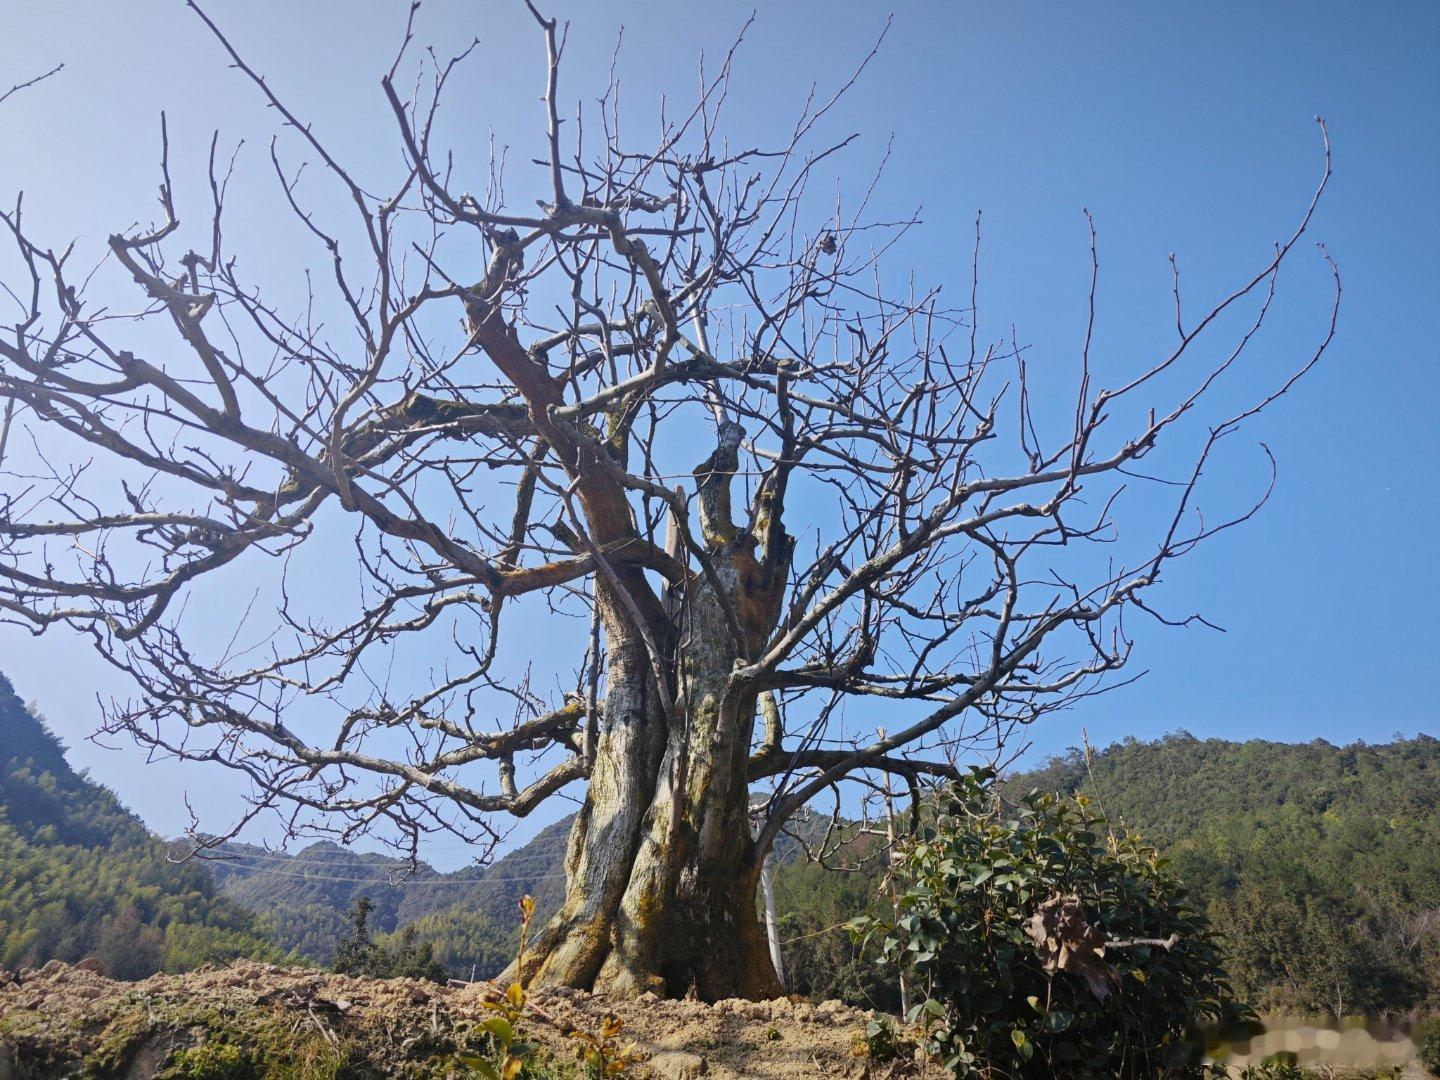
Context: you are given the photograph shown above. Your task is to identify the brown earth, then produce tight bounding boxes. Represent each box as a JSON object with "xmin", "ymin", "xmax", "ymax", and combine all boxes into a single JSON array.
[{"xmin": 0, "ymin": 960, "xmax": 922, "ymax": 1079}]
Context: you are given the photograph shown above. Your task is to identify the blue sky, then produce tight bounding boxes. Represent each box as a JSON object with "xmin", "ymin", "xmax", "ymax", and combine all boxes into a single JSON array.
[{"xmin": 1, "ymin": 1, "xmax": 1436, "ymax": 866}]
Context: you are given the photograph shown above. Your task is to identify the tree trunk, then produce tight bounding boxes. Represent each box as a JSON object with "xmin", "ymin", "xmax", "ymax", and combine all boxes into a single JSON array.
[
  {"xmin": 513, "ymin": 423, "xmax": 789, "ymax": 1001},
  {"xmin": 515, "ymin": 620, "xmax": 667, "ymax": 991},
  {"xmin": 517, "ymin": 564, "xmax": 784, "ymax": 1000}
]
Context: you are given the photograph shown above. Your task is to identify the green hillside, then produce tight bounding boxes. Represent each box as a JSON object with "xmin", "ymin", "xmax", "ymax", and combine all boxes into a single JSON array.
[
  {"xmin": 768, "ymin": 733, "xmax": 1440, "ymax": 1016},
  {"xmin": 0, "ymin": 674, "xmax": 280, "ymax": 977},
  {"xmin": 1018, "ymin": 731, "xmax": 1440, "ymax": 1016}
]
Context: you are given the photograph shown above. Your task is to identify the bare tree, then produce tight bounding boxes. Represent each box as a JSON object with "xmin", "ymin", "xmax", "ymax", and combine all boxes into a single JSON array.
[{"xmin": 0, "ymin": 4, "xmax": 1337, "ymax": 999}]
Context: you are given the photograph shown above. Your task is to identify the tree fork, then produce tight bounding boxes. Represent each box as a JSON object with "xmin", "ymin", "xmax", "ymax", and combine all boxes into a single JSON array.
[{"xmin": 519, "ymin": 426, "xmax": 789, "ymax": 1001}]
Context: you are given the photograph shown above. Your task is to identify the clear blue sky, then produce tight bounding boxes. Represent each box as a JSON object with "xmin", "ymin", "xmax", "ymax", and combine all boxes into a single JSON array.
[{"xmin": 1, "ymin": 1, "xmax": 1436, "ymax": 865}]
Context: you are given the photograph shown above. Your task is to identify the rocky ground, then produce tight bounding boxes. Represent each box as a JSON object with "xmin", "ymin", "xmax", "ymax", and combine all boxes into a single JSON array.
[{"xmin": 0, "ymin": 960, "xmax": 920, "ymax": 1079}]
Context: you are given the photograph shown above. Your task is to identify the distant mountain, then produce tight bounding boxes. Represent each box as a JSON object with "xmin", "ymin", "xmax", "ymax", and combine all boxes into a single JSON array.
[
  {"xmin": 0, "ymin": 673, "xmax": 279, "ymax": 977},
  {"xmin": 207, "ymin": 815, "xmax": 572, "ymax": 973},
  {"xmin": 205, "ymin": 804, "xmax": 849, "ymax": 979}
]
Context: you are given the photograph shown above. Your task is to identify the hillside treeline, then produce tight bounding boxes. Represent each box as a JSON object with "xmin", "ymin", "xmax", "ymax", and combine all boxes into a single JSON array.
[
  {"xmin": 776, "ymin": 731, "xmax": 1440, "ymax": 1017},
  {"xmin": 0, "ymin": 675, "xmax": 280, "ymax": 976}
]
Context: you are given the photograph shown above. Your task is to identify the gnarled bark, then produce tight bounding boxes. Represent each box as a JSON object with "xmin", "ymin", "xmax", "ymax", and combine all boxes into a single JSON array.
[
  {"xmin": 517, "ymin": 425, "xmax": 789, "ymax": 1001},
  {"xmin": 518, "ymin": 625, "xmax": 667, "ymax": 991}
]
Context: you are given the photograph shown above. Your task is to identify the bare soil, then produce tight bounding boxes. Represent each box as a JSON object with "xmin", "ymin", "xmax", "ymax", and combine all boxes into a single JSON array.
[{"xmin": 0, "ymin": 960, "xmax": 920, "ymax": 1079}]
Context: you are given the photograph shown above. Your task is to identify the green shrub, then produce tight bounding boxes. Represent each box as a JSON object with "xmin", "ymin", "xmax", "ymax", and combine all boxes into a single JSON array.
[
  {"xmin": 854, "ymin": 768, "xmax": 1254, "ymax": 1077},
  {"xmin": 859, "ymin": 1015, "xmax": 911, "ymax": 1064},
  {"xmin": 331, "ymin": 896, "xmax": 447, "ymax": 983}
]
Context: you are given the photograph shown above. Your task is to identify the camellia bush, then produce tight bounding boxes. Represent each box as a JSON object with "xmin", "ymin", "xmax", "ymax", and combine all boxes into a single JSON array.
[{"xmin": 855, "ymin": 769, "xmax": 1254, "ymax": 1077}]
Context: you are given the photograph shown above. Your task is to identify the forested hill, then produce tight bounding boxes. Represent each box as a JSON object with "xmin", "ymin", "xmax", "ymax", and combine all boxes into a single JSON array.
[
  {"xmin": 1011, "ymin": 732, "xmax": 1440, "ymax": 1015},
  {"xmin": 206, "ymin": 818, "xmax": 571, "ymax": 972},
  {"xmin": 0, "ymin": 665, "xmax": 567, "ymax": 980},
  {"xmin": 1015, "ymin": 730, "xmax": 1440, "ymax": 843},
  {"xmin": 0, "ymin": 673, "xmax": 279, "ymax": 977}
]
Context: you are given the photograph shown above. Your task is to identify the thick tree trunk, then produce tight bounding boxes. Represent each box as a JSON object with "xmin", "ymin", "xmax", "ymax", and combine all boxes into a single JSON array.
[
  {"xmin": 595, "ymin": 560, "xmax": 781, "ymax": 1000},
  {"xmin": 513, "ymin": 422, "xmax": 789, "ymax": 1001},
  {"xmin": 517, "ymin": 567, "xmax": 783, "ymax": 1001},
  {"xmin": 517, "ymin": 624, "xmax": 667, "ymax": 991}
]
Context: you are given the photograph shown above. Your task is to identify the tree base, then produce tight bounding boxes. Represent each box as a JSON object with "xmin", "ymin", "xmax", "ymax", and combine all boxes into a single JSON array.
[{"xmin": 517, "ymin": 872, "xmax": 784, "ymax": 1002}]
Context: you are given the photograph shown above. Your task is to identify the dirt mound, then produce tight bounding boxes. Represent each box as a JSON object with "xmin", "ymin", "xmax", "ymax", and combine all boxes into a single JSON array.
[{"xmin": 0, "ymin": 960, "xmax": 918, "ymax": 1078}]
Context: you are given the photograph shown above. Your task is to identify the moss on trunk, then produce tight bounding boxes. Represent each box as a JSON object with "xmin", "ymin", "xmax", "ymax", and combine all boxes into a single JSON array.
[{"xmin": 520, "ymin": 556, "xmax": 784, "ymax": 1001}]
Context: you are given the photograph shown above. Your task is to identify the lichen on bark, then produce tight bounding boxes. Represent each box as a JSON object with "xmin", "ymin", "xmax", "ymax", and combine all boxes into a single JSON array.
[{"xmin": 515, "ymin": 423, "xmax": 789, "ymax": 1001}]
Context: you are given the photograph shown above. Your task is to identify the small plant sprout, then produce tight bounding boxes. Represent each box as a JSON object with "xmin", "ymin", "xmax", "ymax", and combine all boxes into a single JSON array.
[
  {"xmin": 458, "ymin": 895, "xmax": 540, "ymax": 1080},
  {"xmin": 569, "ymin": 1012, "xmax": 641, "ymax": 1077}
]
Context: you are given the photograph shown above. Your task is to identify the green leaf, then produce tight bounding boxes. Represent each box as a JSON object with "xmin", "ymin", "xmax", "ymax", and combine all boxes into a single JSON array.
[
  {"xmin": 1041, "ymin": 1009, "xmax": 1075, "ymax": 1033},
  {"xmin": 479, "ymin": 1016, "xmax": 514, "ymax": 1046},
  {"xmin": 459, "ymin": 1057, "xmax": 500, "ymax": 1080}
]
